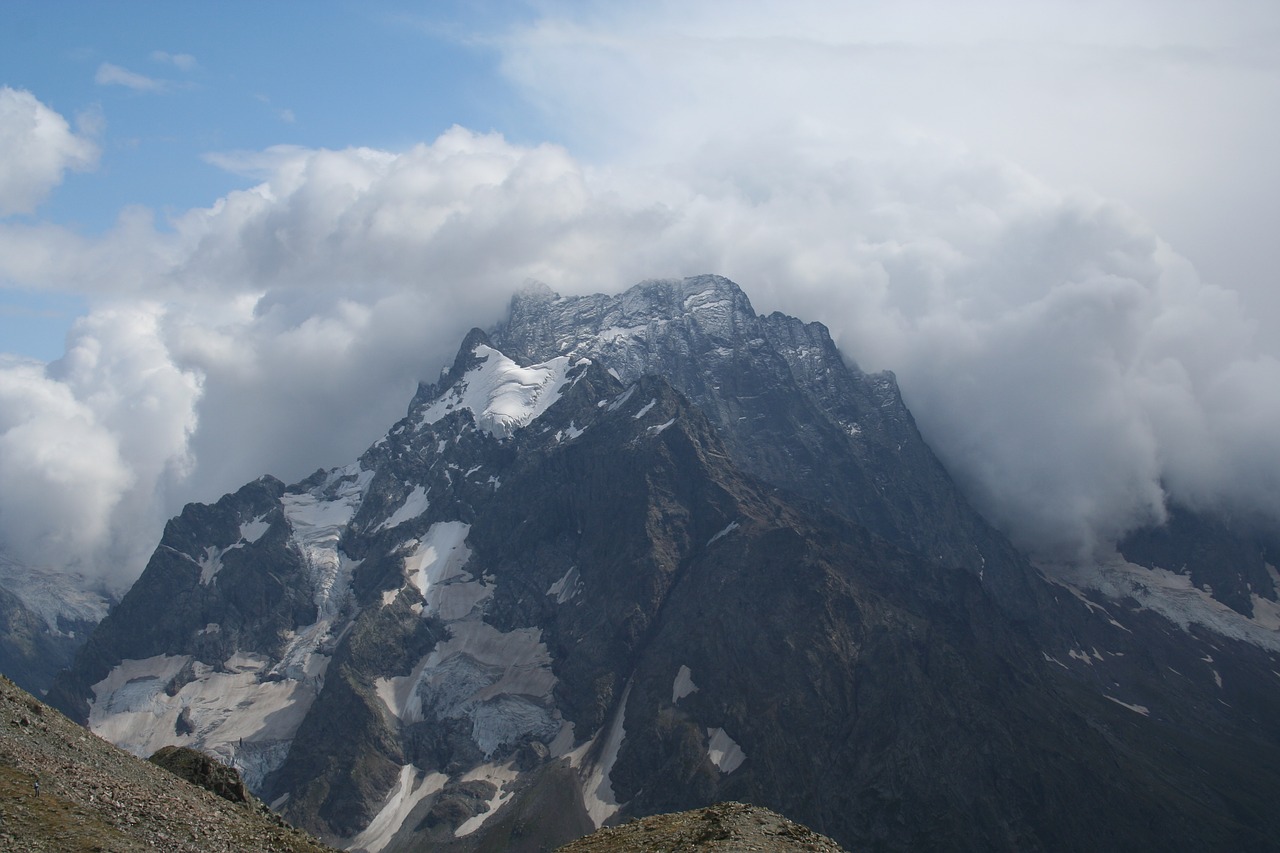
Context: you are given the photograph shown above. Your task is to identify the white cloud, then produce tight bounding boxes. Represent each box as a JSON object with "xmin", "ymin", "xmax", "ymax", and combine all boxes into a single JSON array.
[
  {"xmin": 95, "ymin": 62, "xmax": 168, "ymax": 93},
  {"xmin": 3, "ymin": 125, "xmax": 1278, "ymax": 580},
  {"xmin": 0, "ymin": 88, "xmax": 99, "ymax": 216},
  {"xmin": 151, "ymin": 51, "xmax": 198, "ymax": 71},
  {"xmin": 0, "ymin": 305, "xmax": 200, "ymax": 590}
]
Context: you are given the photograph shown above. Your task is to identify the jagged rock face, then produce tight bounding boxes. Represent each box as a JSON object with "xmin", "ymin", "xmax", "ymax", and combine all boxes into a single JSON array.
[
  {"xmin": 49, "ymin": 276, "xmax": 1280, "ymax": 852},
  {"xmin": 493, "ymin": 276, "xmax": 1039, "ymax": 610}
]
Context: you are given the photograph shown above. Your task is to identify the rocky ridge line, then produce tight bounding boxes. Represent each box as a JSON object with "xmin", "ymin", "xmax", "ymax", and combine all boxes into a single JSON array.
[{"xmin": 555, "ymin": 801, "xmax": 848, "ymax": 852}]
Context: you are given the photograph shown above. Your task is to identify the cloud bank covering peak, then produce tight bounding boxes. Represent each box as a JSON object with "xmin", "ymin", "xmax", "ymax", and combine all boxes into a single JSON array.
[{"xmin": 1, "ymin": 2, "xmax": 1279, "ymax": 588}]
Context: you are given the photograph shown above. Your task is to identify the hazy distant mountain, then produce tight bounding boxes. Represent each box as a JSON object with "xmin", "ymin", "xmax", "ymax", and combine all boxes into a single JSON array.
[
  {"xmin": 48, "ymin": 276, "xmax": 1280, "ymax": 851},
  {"xmin": 0, "ymin": 553, "xmax": 110, "ymax": 696}
]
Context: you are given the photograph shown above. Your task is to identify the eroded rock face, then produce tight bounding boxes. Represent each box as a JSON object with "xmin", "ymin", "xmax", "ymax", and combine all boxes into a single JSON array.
[{"xmin": 48, "ymin": 276, "xmax": 1280, "ymax": 852}]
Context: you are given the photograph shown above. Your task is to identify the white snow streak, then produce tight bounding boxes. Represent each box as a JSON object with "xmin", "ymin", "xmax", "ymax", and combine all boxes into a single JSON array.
[
  {"xmin": 647, "ymin": 418, "xmax": 675, "ymax": 435},
  {"xmin": 605, "ymin": 385, "xmax": 636, "ymax": 413},
  {"xmin": 707, "ymin": 521, "xmax": 739, "ymax": 546},
  {"xmin": 347, "ymin": 765, "xmax": 447, "ymax": 853},
  {"xmin": 1104, "ymin": 696, "xmax": 1151, "ymax": 716},
  {"xmin": 632, "ymin": 398, "xmax": 657, "ymax": 419},
  {"xmin": 571, "ymin": 682, "xmax": 631, "ymax": 828}
]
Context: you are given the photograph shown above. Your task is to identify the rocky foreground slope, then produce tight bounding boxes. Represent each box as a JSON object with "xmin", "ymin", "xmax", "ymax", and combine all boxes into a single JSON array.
[{"xmin": 0, "ymin": 674, "xmax": 334, "ymax": 852}]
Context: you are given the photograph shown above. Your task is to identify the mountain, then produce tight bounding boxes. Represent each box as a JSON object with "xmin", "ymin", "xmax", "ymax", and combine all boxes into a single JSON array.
[
  {"xmin": 49, "ymin": 276, "xmax": 1280, "ymax": 851},
  {"xmin": 0, "ymin": 554, "xmax": 111, "ymax": 696},
  {"xmin": 0, "ymin": 673, "xmax": 336, "ymax": 851}
]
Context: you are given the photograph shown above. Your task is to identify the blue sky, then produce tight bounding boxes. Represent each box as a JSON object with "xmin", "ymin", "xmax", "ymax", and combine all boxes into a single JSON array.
[
  {"xmin": 1, "ymin": 2, "xmax": 547, "ymax": 360},
  {"xmin": 3, "ymin": 0, "xmax": 1280, "ymax": 588}
]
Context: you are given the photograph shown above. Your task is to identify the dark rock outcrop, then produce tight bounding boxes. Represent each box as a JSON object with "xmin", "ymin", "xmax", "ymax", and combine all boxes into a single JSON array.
[
  {"xmin": 149, "ymin": 745, "xmax": 251, "ymax": 805},
  {"xmin": 556, "ymin": 801, "xmax": 848, "ymax": 853}
]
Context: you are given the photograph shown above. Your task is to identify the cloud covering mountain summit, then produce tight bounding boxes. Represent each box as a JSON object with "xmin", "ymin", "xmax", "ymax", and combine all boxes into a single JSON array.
[{"xmin": 2, "ymin": 1, "xmax": 1279, "ymax": 585}]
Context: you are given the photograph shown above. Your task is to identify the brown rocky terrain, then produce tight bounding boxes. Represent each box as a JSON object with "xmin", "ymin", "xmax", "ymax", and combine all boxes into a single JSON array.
[
  {"xmin": 0, "ymin": 674, "xmax": 335, "ymax": 852},
  {"xmin": 556, "ymin": 802, "xmax": 848, "ymax": 852}
]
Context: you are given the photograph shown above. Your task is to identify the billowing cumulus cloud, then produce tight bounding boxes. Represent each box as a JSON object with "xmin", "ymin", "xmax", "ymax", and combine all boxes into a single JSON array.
[
  {"xmin": 0, "ymin": 88, "xmax": 99, "ymax": 217},
  {"xmin": 2, "ymin": 2, "xmax": 1280, "ymax": 587},
  {"xmin": 0, "ymin": 305, "xmax": 199, "ymax": 589}
]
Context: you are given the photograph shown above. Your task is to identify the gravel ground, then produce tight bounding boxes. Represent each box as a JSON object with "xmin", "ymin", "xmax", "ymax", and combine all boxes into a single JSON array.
[
  {"xmin": 0, "ymin": 674, "xmax": 335, "ymax": 852},
  {"xmin": 555, "ymin": 802, "xmax": 849, "ymax": 853}
]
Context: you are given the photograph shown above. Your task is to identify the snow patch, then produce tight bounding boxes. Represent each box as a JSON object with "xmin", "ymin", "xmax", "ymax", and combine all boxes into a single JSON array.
[
  {"xmin": 547, "ymin": 566, "xmax": 582, "ymax": 604},
  {"xmin": 401, "ymin": 522, "xmax": 487, "ymax": 620},
  {"xmin": 555, "ymin": 421, "xmax": 587, "ymax": 442},
  {"xmin": 672, "ymin": 665, "xmax": 698, "ymax": 703},
  {"xmin": 599, "ymin": 325, "xmax": 647, "ymax": 343},
  {"xmin": 376, "ymin": 620, "xmax": 558, "ymax": 757},
  {"xmin": 571, "ymin": 682, "xmax": 631, "ymax": 828},
  {"xmin": 198, "ymin": 546, "xmax": 225, "ymax": 585},
  {"xmin": 706, "ymin": 727, "xmax": 746, "ymax": 774},
  {"xmin": 455, "ymin": 762, "xmax": 521, "ymax": 837},
  {"xmin": 707, "ymin": 521, "xmax": 739, "ymax": 546},
  {"xmin": 282, "ymin": 464, "xmax": 371, "ymax": 619},
  {"xmin": 1043, "ymin": 556, "xmax": 1280, "ymax": 652},
  {"xmin": 605, "ymin": 385, "xmax": 636, "ymax": 413},
  {"xmin": 419, "ymin": 344, "xmax": 573, "ymax": 438},
  {"xmin": 347, "ymin": 765, "xmax": 447, "ymax": 853},
  {"xmin": 632, "ymin": 398, "xmax": 657, "ymax": 420},
  {"xmin": 88, "ymin": 652, "xmax": 325, "ymax": 792},
  {"xmin": 647, "ymin": 418, "xmax": 676, "ymax": 435},
  {"xmin": 375, "ymin": 486, "xmax": 430, "ymax": 532},
  {"xmin": 240, "ymin": 515, "xmax": 271, "ymax": 544},
  {"xmin": 1105, "ymin": 696, "xmax": 1151, "ymax": 716}
]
